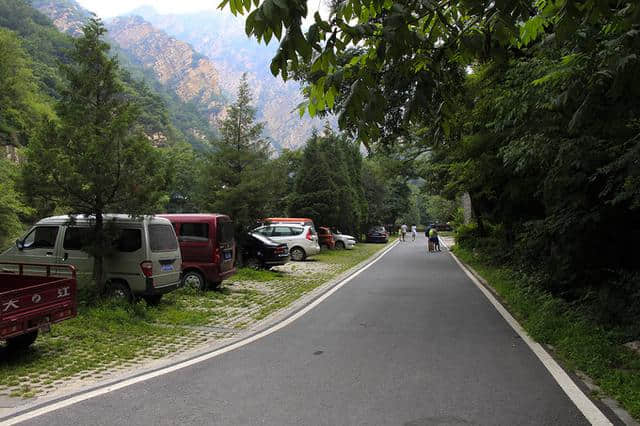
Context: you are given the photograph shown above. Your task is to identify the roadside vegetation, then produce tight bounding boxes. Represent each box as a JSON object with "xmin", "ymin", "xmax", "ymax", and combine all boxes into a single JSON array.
[
  {"xmin": 453, "ymin": 234, "xmax": 640, "ymax": 420},
  {"xmin": 0, "ymin": 242, "xmax": 389, "ymax": 398}
]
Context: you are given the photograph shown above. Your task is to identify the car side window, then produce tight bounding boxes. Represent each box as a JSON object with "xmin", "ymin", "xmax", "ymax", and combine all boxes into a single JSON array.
[
  {"xmin": 63, "ymin": 227, "xmax": 92, "ymax": 250},
  {"xmin": 289, "ymin": 227, "xmax": 304, "ymax": 236},
  {"xmin": 115, "ymin": 229, "xmax": 142, "ymax": 252},
  {"xmin": 23, "ymin": 226, "xmax": 59, "ymax": 249},
  {"xmin": 179, "ymin": 222, "xmax": 209, "ymax": 242},
  {"xmin": 271, "ymin": 226, "xmax": 292, "ymax": 237},
  {"xmin": 256, "ymin": 227, "xmax": 272, "ymax": 236}
]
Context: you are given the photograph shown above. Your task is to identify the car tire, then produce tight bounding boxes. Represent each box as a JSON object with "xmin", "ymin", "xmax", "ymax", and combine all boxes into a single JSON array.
[
  {"xmin": 182, "ymin": 270, "xmax": 206, "ymax": 291},
  {"xmin": 245, "ymin": 257, "xmax": 262, "ymax": 269},
  {"xmin": 335, "ymin": 241, "xmax": 345, "ymax": 250},
  {"xmin": 143, "ymin": 295, "xmax": 163, "ymax": 306},
  {"xmin": 106, "ymin": 281, "xmax": 133, "ymax": 303},
  {"xmin": 290, "ymin": 247, "xmax": 306, "ymax": 261},
  {"xmin": 6, "ymin": 330, "xmax": 38, "ymax": 351}
]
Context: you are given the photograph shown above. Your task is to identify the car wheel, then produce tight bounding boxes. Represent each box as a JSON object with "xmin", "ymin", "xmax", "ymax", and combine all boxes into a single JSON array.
[
  {"xmin": 106, "ymin": 281, "xmax": 133, "ymax": 303},
  {"xmin": 143, "ymin": 295, "xmax": 163, "ymax": 306},
  {"xmin": 245, "ymin": 257, "xmax": 262, "ymax": 269},
  {"xmin": 182, "ymin": 271, "xmax": 206, "ymax": 291},
  {"xmin": 6, "ymin": 330, "xmax": 38, "ymax": 351},
  {"xmin": 335, "ymin": 241, "xmax": 345, "ymax": 250},
  {"xmin": 290, "ymin": 247, "xmax": 306, "ymax": 261}
]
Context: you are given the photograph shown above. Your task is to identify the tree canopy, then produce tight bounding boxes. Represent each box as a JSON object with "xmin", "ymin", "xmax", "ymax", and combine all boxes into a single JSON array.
[
  {"xmin": 22, "ymin": 18, "xmax": 168, "ymax": 289},
  {"xmin": 199, "ymin": 74, "xmax": 277, "ymax": 234}
]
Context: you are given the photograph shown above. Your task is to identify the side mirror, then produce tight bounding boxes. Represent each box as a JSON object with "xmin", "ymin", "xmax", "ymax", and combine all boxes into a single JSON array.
[{"xmin": 15, "ymin": 239, "xmax": 24, "ymax": 250}]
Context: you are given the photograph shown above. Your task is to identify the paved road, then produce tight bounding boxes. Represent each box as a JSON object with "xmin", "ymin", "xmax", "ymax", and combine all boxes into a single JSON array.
[{"xmin": 21, "ymin": 236, "xmax": 591, "ymax": 425}]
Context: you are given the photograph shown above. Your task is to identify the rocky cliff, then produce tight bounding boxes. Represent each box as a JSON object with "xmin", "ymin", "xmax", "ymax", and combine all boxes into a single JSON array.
[
  {"xmin": 31, "ymin": 0, "xmax": 330, "ymax": 151},
  {"xmin": 30, "ymin": 0, "xmax": 88, "ymax": 36},
  {"xmin": 131, "ymin": 7, "xmax": 332, "ymax": 150},
  {"xmin": 106, "ymin": 16, "xmax": 224, "ymax": 124}
]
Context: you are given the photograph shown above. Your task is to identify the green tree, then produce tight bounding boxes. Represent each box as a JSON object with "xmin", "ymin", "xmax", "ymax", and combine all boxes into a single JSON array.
[
  {"xmin": 22, "ymin": 18, "xmax": 167, "ymax": 292},
  {"xmin": 0, "ymin": 27, "xmax": 53, "ymax": 146},
  {"xmin": 270, "ymin": 148, "xmax": 303, "ymax": 215},
  {"xmin": 199, "ymin": 73, "xmax": 275, "ymax": 234},
  {"xmin": 423, "ymin": 195, "xmax": 457, "ymax": 225},
  {"xmin": 0, "ymin": 158, "xmax": 33, "ymax": 249},
  {"xmin": 164, "ymin": 141, "xmax": 203, "ymax": 213},
  {"xmin": 290, "ymin": 129, "xmax": 364, "ymax": 235}
]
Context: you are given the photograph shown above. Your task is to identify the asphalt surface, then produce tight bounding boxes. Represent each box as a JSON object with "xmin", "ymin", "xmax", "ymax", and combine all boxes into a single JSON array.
[{"xmin": 21, "ymin": 235, "xmax": 591, "ymax": 425}]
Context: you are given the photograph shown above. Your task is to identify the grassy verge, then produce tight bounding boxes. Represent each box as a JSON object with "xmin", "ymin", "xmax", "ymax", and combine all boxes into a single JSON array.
[
  {"xmin": 0, "ymin": 241, "xmax": 392, "ymax": 398},
  {"xmin": 453, "ymin": 245, "xmax": 640, "ymax": 420}
]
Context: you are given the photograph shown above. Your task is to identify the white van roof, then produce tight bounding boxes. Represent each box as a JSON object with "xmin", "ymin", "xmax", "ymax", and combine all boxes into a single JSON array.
[{"xmin": 36, "ymin": 214, "xmax": 171, "ymax": 226}]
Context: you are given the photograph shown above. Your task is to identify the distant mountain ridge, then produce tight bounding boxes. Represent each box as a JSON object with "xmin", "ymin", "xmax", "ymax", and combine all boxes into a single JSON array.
[
  {"xmin": 29, "ymin": 0, "xmax": 217, "ymax": 150},
  {"xmin": 32, "ymin": 0, "xmax": 329, "ymax": 151},
  {"xmin": 128, "ymin": 6, "xmax": 330, "ymax": 150},
  {"xmin": 106, "ymin": 15, "xmax": 225, "ymax": 125}
]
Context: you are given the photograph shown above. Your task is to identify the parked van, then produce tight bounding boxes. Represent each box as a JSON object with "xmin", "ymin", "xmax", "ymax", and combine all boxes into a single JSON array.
[
  {"xmin": 0, "ymin": 215, "xmax": 182, "ymax": 305},
  {"xmin": 159, "ymin": 214, "xmax": 236, "ymax": 290}
]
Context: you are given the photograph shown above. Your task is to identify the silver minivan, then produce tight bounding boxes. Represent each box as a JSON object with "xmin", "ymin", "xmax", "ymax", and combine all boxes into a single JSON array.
[{"xmin": 0, "ymin": 214, "xmax": 182, "ymax": 304}]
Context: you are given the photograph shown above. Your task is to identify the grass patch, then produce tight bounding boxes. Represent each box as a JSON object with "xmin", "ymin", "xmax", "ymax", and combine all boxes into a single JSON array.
[
  {"xmin": 453, "ymin": 245, "xmax": 640, "ymax": 420},
  {"xmin": 0, "ymin": 300, "xmax": 189, "ymax": 397}
]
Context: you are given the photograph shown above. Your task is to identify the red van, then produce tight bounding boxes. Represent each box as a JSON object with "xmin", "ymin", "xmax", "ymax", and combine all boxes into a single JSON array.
[{"xmin": 159, "ymin": 214, "xmax": 236, "ymax": 290}]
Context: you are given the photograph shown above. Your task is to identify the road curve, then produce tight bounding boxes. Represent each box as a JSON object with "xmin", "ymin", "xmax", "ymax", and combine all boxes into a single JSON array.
[{"xmin": 20, "ymin": 235, "xmax": 593, "ymax": 425}]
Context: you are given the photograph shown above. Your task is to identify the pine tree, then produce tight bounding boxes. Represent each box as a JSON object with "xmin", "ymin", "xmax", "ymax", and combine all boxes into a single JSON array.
[
  {"xmin": 199, "ymin": 73, "xmax": 275, "ymax": 235},
  {"xmin": 22, "ymin": 18, "xmax": 167, "ymax": 292},
  {"xmin": 290, "ymin": 128, "xmax": 365, "ymax": 235}
]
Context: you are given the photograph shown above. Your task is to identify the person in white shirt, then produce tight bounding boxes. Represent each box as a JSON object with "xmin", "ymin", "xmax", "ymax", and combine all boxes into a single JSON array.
[
  {"xmin": 411, "ymin": 224, "xmax": 417, "ymax": 241},
  {"xmin": 400, "ymin": 224, "xmax": 408, "ymax": 242}
]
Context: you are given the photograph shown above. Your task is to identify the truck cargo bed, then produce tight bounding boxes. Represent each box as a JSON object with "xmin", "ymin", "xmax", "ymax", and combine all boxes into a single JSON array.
[{"xmin": 1, "ymin": 262, "xmax": 77, "ymax": 341}]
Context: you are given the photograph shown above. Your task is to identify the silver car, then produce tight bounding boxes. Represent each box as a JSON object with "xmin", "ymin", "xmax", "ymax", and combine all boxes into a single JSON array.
[
  {"xmin": 253, "ymin": 224, "xmax": 320, "ymax": 261},
  {"xmin": 332, "ymin": 231, "xmax": 357, "ymax": 249}
]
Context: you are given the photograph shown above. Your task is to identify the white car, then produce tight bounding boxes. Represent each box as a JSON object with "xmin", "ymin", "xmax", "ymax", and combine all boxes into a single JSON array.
[
  {"xmin": 332, "ymin": 231, "xmax": 356, "ymax": 250},
  {"xmin": 253, "ymin": 224, "xmax": 320, "ymax": 261}
]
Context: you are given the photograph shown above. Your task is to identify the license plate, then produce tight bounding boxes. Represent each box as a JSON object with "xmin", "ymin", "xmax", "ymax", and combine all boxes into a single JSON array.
[
  {"xmin": 161, "ymin": 264, "xmax": 174, "ymax": 272},
  {"xmin": 223, "ymin": 251, "xmax": 232, "ymax": 260}
]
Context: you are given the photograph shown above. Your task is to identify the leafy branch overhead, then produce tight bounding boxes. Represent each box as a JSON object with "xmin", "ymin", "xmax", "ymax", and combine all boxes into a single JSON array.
[{"xmin": 220, "ymin": 0, "xmax": 639, "ymax": 144}]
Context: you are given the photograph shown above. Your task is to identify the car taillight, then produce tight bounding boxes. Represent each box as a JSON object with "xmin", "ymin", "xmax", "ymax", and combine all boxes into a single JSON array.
[
  {"xmin": 140, "ymin": 261, "xmax": 153, "ymax": 277},
  {"xmin": 213, "ymin": 246, "xmax": 220, "ymax": 264},
  {"xmin": 306, "ymin": 230, "xmax": 312, "ymax": 240}
]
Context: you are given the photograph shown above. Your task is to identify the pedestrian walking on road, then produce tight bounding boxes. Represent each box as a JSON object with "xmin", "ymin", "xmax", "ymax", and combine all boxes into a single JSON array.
[
  {"xmin": 429, "ymin": 227, "xmax": 440, "ymax": 252},
  {"xmin": 400, "ymin": 224, "xmax": 408, "ymax": 242},
  {"xmin": 411, "ymin": 224, "xmax": 417, "ymax": 242}
]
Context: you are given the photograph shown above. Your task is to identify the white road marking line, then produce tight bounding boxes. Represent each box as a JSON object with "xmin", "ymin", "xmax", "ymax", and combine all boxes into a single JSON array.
[
  {"xmin": 448, "ymin": 250, "xmax": 612, "ymax": 426},
  {"xmin": 1, "ymin": 241, "xmax": 399, "ymax": 426}
]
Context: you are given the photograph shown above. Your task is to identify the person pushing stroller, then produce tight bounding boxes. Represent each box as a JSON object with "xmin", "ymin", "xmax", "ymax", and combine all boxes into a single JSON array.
[{"xmin": 426, "ymin": 224, "xmax": 441, "ymax": 252}]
